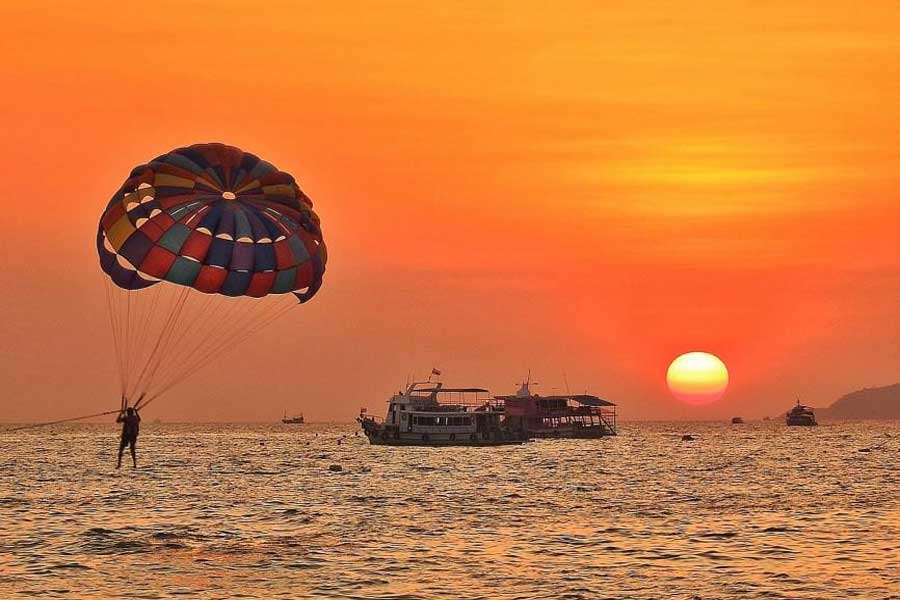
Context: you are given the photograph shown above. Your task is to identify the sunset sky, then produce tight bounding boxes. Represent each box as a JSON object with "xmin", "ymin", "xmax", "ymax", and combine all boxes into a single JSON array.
[{"xmin": 1, "ymin": 1, "xmax": 898, "ymax": 421}]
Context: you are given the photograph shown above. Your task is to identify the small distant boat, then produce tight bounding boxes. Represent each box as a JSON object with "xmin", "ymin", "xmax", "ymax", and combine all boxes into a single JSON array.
[
  {"xmin": 281, "ymin": 412, "xmax": 305, "ymax": 424},
  {"xmin": 763, "ymin": 416, "xmax": 771, "ymax": 421},
  {"xmin": 786, "ymin": 400, "xmax": 816, "ymax": 426},
  {"xmin": 731, "ymin": 416, "xmax": 744, "ymax": 424}
]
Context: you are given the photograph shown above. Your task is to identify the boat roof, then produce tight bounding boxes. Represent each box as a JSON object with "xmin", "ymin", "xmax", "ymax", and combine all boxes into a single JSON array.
[
  {"xmin": 494, "ymin": 393, "xmax": 615, "ymax": 407},
  {"xmin": 413, "ymin": 387, "xmax": 490, "ymax": 394}
]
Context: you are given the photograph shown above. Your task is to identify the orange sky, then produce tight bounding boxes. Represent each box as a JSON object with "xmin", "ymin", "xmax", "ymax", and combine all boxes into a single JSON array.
[{"xmin": 1, "ymin": 1, "xmax": 899, "ymax": 421}]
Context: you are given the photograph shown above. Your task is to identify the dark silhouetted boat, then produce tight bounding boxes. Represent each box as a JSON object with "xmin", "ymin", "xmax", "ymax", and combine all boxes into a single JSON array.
[
  {"xmin": 786, "ymin": 400, "xmax": 816, "ymax": 426},
  {"xmin": 731, "ymin": 416, "xmax": 744, "ymax": 424},
  {"xmin": 282, "ymin": 412, "xmax": 305, "ymax": 424}
]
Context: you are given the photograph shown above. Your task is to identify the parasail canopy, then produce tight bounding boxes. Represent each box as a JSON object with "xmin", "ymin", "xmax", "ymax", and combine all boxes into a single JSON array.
[
  {"xmin": 98, "ymin": 142, "xmax": 326, "ymax": 302},
  {"xmin": 97, "ymin": 143, "xmax": 327, "ymax": 411}
]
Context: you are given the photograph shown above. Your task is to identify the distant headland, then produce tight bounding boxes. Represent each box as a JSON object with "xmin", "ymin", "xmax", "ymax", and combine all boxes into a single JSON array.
[{"xmin": 818, "ymin": 383, "xmax": 900, "ymax": 420}]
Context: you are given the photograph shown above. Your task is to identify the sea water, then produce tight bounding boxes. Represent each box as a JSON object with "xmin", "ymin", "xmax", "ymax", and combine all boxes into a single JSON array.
[{"xmin": 1, "ymin": 421, "xmax": 899, "ymax": 598}]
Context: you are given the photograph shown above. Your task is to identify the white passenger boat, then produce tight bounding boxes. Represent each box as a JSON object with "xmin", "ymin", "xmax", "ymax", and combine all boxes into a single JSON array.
[{"xmin": 358, "ymin": 380, "xmax": 528, "ymax": 446}]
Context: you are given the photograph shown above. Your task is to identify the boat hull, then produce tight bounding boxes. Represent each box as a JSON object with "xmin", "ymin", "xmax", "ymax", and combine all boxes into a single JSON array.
[
  {"xmin": 364, "ymin": 435, "xmax": 525, "ymax": 447},
  {"xmin": 527, "ymin": 426, "xmax": 614, "ymax": 439},
  {"xmin": 359, "ymin": 419, "xmax": 526, "ymax": 447}
]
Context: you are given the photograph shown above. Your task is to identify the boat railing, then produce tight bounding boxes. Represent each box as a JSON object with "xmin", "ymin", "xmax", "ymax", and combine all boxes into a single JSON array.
[
  {"xmin": 599, "ymin": 409, "xmax": 617, "ymax": 434},
  {"xmin": 531, "ymin": 405, "xmax": 616, "ymax": 419},
  {"xmin": 541, "ymin": 407, "xmax": 617, "ymax": 433}
]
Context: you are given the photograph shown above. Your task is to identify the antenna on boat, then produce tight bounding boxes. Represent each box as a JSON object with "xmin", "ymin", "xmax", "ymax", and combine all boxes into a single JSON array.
[
  {"xmin": 563, "ymin": 371, "xmax": 571, "ymax": 395},
  {"xmin": 516, "ymin": 370, "xmax": 539, "ymax": 397}
]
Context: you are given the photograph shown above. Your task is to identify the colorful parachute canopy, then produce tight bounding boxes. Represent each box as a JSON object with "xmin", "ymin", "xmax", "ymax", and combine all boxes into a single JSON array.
[
  {"xmin": 97, "ymin": 143, "xmax": 326, "ymax": 302},
  {"xmin": 97, "ymin": 143, "xmax": 327, "ymax": 410}
]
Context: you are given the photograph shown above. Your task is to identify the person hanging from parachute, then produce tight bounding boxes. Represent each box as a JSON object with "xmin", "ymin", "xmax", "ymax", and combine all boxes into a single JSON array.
[
  {"xmin": 95, "ymin": 143, "xmax": 327, "ymax": 466},
  {"xmin": 116, "ymin": 405, "xmax": 141, "ymax": 469}
]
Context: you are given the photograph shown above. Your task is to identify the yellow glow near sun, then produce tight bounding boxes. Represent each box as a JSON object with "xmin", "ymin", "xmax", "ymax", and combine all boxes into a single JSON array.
[{"xmin": 666, "ymin": 352, "xmax": 729, "ymax": 406}]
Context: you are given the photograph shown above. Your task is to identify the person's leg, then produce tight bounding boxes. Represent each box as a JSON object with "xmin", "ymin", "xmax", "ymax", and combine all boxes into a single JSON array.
[
  {"xmin": 117, "ymin": 438, "xmax": 126, "ymax": 469},
  {"xmin": 130, "ymin": 438, "xmax": 137, "ymax": 468}
]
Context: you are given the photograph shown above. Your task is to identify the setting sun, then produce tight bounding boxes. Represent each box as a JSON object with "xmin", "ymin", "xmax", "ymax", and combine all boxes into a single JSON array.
[{"xmin": 666, "ymin": 352, "xmax": 730, "ymax": 405}]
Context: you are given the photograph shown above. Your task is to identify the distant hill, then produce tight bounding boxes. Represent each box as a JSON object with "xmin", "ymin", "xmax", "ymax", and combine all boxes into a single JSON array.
[{"xmin": 819, "ymin": 383, "xmax": 900, "ymax": 420}]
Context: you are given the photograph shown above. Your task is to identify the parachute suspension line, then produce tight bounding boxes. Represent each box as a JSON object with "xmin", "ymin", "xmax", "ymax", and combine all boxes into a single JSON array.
[
  {"xmin": 106, "ymin": 283, "xmax": 297, "ymax": 413},
  {"xmin": 114, "ymin": 282, "xmax": 135, "ymax": 395},
  {"xmin": 140, "ymin": 303, "xmax": 288, "ymax": 409},
  {"xmin": 247, "ymin": 297, "xmax": 295, "ymax": 338},
  {"xmin": 153, "ymin": 296, "xmax": 295, "ymax": 398},
  {"xmin": 127, "ymin": 284, "xmax": 163, "ymax": 388},
  {"xmin": 143, "ymin": 291, "xmax": 241, "ymax": 396},
  {"xmin": 120, "ymin": 288, "xmax": 138, "ymax": 395},
  {"xmin": 110, "ymin": 278, "xmax": 129, "ymax": 396},
  {"xmin": 138, "ymin": 295, "xmax": 262, "ymax": 408},
  {"xmin": 136, "ymin": 285, "xmax": 195, "ymax": 399},
  {"xmin": 104, "ymin": 284, "xmax": 301, "ymax": 414},
  {"xmin": 127, "ymin": 285, "xmax": 191, "ymax": 403},
  {"xmin": 105, "ymin": 279, "xmax": 168, "ymax": 405},
  {"xmin": 152, "ymin": 300, "xmax": 260, "ymax": 390},
  {"xmin": 123, "ymin": 289, "xmax": 133, "ymax": 388},
  {"xmin": 139, "ymin": 295, "xmax": 296, "ymax": 410},
  {"xmin": 102, "ymin": 278, "xmax": 127, "ymax": 397},
  {"xmin": 130, "ymin": 285, "xmax": 242, "ymax": 409},
  {"xmin": 123, "ymin": 285, "xmax": 142, "ymax": 383},
  {"xmin": 134, "ymin": 290, "xmax": 228, "ymax": 401}
]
